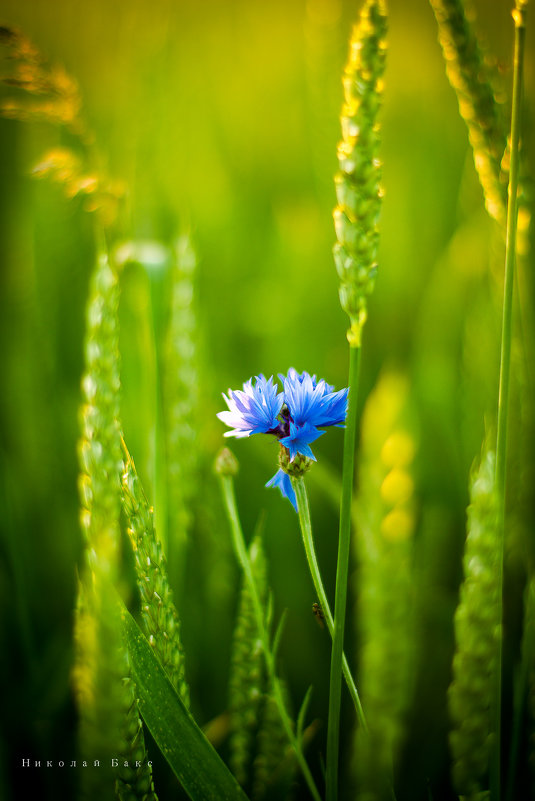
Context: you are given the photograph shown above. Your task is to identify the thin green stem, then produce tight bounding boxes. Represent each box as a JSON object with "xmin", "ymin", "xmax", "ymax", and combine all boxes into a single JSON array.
[
  {"xmin": 219, "ymin": 474, "xmax": 322, "ymax": 801},
  {"xmin": 505, "ymin": 645, "xmax": 530, "ymax": 801},
  {"xmin": 293, "ymin": 475, "xmax": 367, "ymax": 733},
  {"xmin": 326, "ymin": 343, "xmax": 362, "ymax": 801},
  {"xmin": 493, "ymin": 5, "xmax": 527, "ymax": 801},
  {"xmin": 148, "ymin": 284, "xmax": 168, "ymax": 555},
  {"xmin": 496, "ymin": 3, "xmax": 527, "ymax": 497},
  {"xmin": 506, "ymin": 576, "xmax": 535, "ymax": 801}
]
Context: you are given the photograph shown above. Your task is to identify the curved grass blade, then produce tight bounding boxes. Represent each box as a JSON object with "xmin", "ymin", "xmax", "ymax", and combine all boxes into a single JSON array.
[
  {"xmin": 119, "ymin": 602, "xmax": 250, "ymax": 801},
  {"xmin": 296, "ymin": 686, "xmax": 314, "ymax": 748}
]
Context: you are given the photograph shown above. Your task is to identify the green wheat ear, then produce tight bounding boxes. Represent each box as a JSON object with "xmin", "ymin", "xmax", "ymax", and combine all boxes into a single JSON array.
[
  {"xmin": 428, "ymin": 0, "xmax": 508, "ymax": 226},
  {"xmin": 163, "ymin": 235, "xmax": 199, "ymax": 569},
  {"xmin": 121, "ymin": 443, "xmax": 190, "ymax": 708},
  {"xmin": 229, "ymin": 536, "xmax": 268, "ymax": 787},
  {"xmin": 353, "ymin": 371, "xmax": 417, "ymax": 797},
  {"xmin": 228, "ymin": 534, "xmax": 268, "ymax": 789},
  {"xmin": 74, "ymin": 582, "xmax": 158, "ymax": 801},
  {"xmin": 115, "ymin": 675, "xmax": 158, "ymax": 801},
  {"xmin": 73, "ymin": 580, "xmax": 123, "ymax": 799},
  {"xmin": 77, "ymin": 253, "xmax": 122, "ymax": 574},
  {"xmin": 333, "ymin": 0, "xmax": 387, "ymax": 345},
  {"xmin": 74, "ymin": 252, "xmax": 156, "ymax": 799},
  {"xmin": 252, "ymin": 683, "xmax": 297, "ymax": 801},
  {"xmin": 448, "ymin": 445, "xmax": 500, "ymax": 798}
]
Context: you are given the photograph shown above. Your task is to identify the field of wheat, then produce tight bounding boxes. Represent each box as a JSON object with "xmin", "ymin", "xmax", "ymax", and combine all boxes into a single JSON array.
[{"xmin": 0, "ymin": 2, "xmax": 533, "ymax": 800}]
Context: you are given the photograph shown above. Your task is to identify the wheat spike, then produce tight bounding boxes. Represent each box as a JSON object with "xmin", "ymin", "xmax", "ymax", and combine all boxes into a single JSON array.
[
  {"xmin": 333, "ymin": 0, "xmax": 387, "ymax": 345},
  {"xmin": 74, "ymin": 251, "xmax": 157, "ymax": 799},
  {"xmin": 353, "ymin": 371, "xmax": 417, "ymax": 798},
  {"xmin": 429, "ymin": 0, "xmax": 508, "ymax": 226},
  {"xmin": 448, "ymin": 445, "xmax": 500, "ymax": 797},
  {"xmin": 228, "ymin": 535, "xmax": 268, "ymax": 789},
  {"xmin": 252, "ymin": 685, "xmax": 297, "ymax": 801},
  {"xmin": 163, "ymin": 235, "xmax": 199, "ymax": 566},
  {"xmin": 121, "ymin": 444, "xmax": 190, "ymax": 708}
]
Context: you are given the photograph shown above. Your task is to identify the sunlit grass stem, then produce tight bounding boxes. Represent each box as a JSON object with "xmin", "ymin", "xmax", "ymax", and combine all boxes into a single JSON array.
[
  {"xmin": 325, "ymin": 343, "xmax": 361, "ymax": 801},
  {"xmin": 217, "ymin": 466, "xmax": 322, "ymax": 801},
  {"xmin": 494, "ymin": 4, "xmax": 527, "ymax": 799},
  {"xmin": 328, "ymin": 0, "xmax": 387, "ymax": 790},
  {"xmin": 292, "ymin": 473, "xmax": 367, "ymax": 732},
  {"xmin": 496, "ymin": 5, "xmax": 526, "ymax": 494}
]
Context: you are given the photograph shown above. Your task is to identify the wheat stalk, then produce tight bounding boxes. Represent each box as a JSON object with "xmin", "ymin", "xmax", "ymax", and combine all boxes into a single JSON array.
[
  {"xmin": 121, "ymin": 442, "xmax": 190, "ymax": 708},
  {"xmin": 353, "ymin": 371, "xmax": 417, "ymax": 799},
  {"xmin": 228, "ymin": 535, "xmax": 267, "ymax": 789},
  {"xmin": 74, "ymin": 251, "xmax": 156, "ymax": 799},
  {"xmin": 448, "ymin": 446, "xmax": 500, "ymax": 798}
]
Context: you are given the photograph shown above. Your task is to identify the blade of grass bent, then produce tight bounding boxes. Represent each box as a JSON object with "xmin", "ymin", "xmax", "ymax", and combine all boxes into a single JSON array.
[
  {"xmin": 120, "ymin": 602, "xmax": 250, "ymax": 801},
  {"xmin": 494, "ymin": 4, "xmax": 528, "ymax": 799}
]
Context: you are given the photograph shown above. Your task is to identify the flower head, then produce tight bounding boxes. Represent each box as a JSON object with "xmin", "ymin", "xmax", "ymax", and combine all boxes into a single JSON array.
[{"xmin": 218, "ymin": 368, "xmax": 348, "ymax": 509}]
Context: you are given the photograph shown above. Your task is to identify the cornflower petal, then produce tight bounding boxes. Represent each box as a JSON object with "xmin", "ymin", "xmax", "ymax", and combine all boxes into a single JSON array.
[
  {"xmin": 313, "ymin": 387, "xmax": 349, "ymax": 427},
  {"xmin": 281, "ymin": 368, "xmax": 348, "ymax": 431},
  {"xmin": 280, "ymin": 367, "xmax": 335, "ymax": 392},
  {"xmin": 217, "ymin": 374, "xmax": 284, "ymax": 438},
  {"xmin": 265, "ymin": 469, "xmax": 297, "ymax": 511},
  {"xmin": 279, "ymin": 421, "xmax": 323, "ymax": 462}
]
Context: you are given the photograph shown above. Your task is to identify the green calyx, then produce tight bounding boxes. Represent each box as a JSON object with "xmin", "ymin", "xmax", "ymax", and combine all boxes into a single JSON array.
[{"xmin": 279, "ymin": 446, "xmax": 312, "ymax": 478}]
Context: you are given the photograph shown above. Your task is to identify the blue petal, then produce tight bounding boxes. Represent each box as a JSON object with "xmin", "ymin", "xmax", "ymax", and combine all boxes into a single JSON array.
[
  {"xmin": 265, "ymin": 469, "xmax": 298, "ymax": 511},
  {"xmin": 279, "ymin": 420, "xmax": 323, "ymax": 461},
  {"xmin": 313, "ymin": 387, "xmax": 349, "ymax": 427},
  {"xmin": 279, "ymin": 368, "xmax": 322, "ymax": 389},
  {"xmin": 217, "ymin": 374, "xmax": 284, "ymax": 438},
  {"xmin": 281, "ymin": 369, "xmax": 348, "ymax": 431}
]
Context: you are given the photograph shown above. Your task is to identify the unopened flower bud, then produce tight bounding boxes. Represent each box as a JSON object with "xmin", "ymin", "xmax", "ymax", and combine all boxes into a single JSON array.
[{"xmin": 214, "ymin": 447, "xmax": 239, "ymax": 477}]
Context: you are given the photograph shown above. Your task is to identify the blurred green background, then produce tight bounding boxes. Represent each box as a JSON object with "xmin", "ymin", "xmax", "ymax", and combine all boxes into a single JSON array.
[{"xmin": 0, "ymin": 1, "xmax": 533, "ymax": 799}]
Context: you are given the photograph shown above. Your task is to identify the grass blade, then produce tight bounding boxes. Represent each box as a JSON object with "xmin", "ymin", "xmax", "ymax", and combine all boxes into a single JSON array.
[
  {"xmin": 120, "ymin": 601, "xmax": 250, "ymax": 801},
  {"xmin": 296, "ymin": 686, "xmax": 314, "ymax": 747}
]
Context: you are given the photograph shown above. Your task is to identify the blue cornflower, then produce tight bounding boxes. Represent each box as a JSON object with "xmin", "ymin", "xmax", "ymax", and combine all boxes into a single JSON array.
[{"xmin": 218, "ymin": 368, "xmax": 348, "ymax": 509}]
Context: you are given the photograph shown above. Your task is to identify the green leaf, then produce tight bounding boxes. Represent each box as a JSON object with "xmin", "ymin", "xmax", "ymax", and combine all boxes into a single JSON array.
[
  {"xmin": 120, "ymin": 602, "xmax": 250, "ymax": 801},
  {"xmin": 271, "ymin": 609, "xmax": 288, "ymax": 662},
  {"xmin": 297, "ymin": 686, "xmax": 314, "ymax": 746}
]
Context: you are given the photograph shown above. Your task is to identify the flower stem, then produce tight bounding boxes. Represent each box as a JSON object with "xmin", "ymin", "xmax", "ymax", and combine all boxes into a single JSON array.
[
  {"xmin": 326, "ymin": 343, "xmax": 362, "ymax": 801},
  {"xmin": 293, "ymin": 475, "xmax": 367, "ymax": 733},
  {"xmin": 493, "ymin": 5, "xmax": 527, "ymax": 800},
  {"xmin": 218, "ymin": 473, "xmax": 322, "ymax": 801}
]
